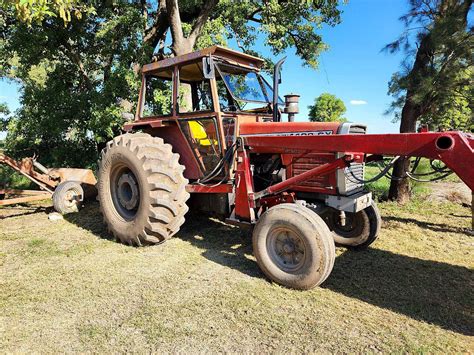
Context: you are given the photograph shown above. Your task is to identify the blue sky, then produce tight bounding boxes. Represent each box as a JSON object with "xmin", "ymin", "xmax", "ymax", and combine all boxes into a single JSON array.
[
  {"xmin": 0, "ymin": 0, "xmax": 409, "ymax": 139},
  {"xmin": 253, "ymin": 0, "xmax": 408, "ymax": 133}
]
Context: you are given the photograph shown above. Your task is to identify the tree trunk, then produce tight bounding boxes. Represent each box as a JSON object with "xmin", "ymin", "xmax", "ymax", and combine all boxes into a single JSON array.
[
  {"xmin": 387, "ymin": 0, "xmax": 471, "ymax": 202},
  {"xmin": 387, "ymin": 35, "xmax": 431, "ymax": 202},
  {"xmin": 388, "ymin": 95, "xmax": 419, "ymax": 202}
]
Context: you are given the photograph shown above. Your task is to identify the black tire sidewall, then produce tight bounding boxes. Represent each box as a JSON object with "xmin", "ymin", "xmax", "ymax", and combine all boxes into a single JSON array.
[{"xmin": 327, "ymin": 201, "xmax": 381, "ymax": 249}]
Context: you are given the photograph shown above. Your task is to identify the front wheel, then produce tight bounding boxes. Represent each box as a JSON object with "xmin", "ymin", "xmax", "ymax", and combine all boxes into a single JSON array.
[
  {"xmin": 324, "ymin": 201, "xmax": 381, "ymax": 249},
  {"xmin": 252, "ymin": 203, "xmax": 335, "ymax": 290}
]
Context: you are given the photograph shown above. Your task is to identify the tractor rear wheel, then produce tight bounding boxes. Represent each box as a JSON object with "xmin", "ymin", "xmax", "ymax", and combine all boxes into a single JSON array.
[
  {"xmin": 98, "ymin": 133, "xmax": 189, "ymax": 246},
  {"xmin": 252, "ymin": 203, "xmax": 335, "ymax": 290},
  {"xmin": 52, "ymin": 181, "xmax": 84, "ymax": 214},
  {"xmin": 325, "ymin": 201, "xmax": 381, "ymax": 249}
]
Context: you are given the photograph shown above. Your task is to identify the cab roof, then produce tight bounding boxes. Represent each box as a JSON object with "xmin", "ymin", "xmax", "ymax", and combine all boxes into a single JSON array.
[{"xmin": 142, "ymin": 45, "xmax": 265, "ymax": 74}]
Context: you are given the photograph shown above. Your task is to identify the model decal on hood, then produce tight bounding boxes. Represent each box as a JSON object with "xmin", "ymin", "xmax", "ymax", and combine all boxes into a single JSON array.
[{"xmin": 240, "ymin": 130, "xmax": 334, "ymax": 137}]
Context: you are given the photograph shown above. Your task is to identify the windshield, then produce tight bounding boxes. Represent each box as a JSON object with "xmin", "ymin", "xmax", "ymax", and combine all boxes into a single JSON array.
[{"xmin": 217, "ymin": 63, "xmax": 283, "ymax": 105}]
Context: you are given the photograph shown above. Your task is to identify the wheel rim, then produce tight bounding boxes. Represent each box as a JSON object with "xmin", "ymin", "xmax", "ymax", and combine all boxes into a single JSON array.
[
  {"xmin": 267, "ymin": 226, "xmax": 306, "ymax": 272},
  {"xmin": 110, "ymin": 164, "xmax": 140, "ymax": 221},
  {"xmin": 331, "ymin": 211, "xmax": 364, "ymax": 238},
  {"xmin": 63, "ymin": 187, "xmax": 81, "ymax": 210}
]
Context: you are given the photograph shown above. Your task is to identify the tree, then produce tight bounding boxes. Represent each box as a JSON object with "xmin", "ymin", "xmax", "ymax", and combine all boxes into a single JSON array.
[
  {"xmin": 1, "ymin": 0, "xmax": 94, "ymax": 25},
  {"xmin": 385, "ymin": 0, "xmax": 472, "ymax": 203},
  {"xmin": 0, "ymin": 0, "xmax": 345, "ymax": 167},
  {"xmin": 418, "ymin": 67, "xmax": 473, "ymax": 131},
  {"xmin": 308, "ymin": 93, "xmax": 347, "ymax": 122},
  {"xmin": 0, "ymin": 102, "xmax": 9, "ymax": 131}
]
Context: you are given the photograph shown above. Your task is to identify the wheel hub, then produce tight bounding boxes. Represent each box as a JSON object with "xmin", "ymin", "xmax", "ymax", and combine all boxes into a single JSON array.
[
  {"xmin": 282, "ymin": 242, "xmax": 295, "ymax": 254},
  {"xmin": 117, "ymin": 173, "xmax": 139, "ymax": 210},
  {"xmin": 64, "ymin": 190, "xmax": 77, "ymax": 207},
  {"xmin": 268, "ymin": 228, "xmax": 305, "ymax": 271}
]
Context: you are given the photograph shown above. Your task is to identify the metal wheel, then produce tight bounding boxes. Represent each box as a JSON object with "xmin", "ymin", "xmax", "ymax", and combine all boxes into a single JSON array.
[
  {"xmin": 324, "ymin": 201, "xmax": 382, "ymax": 249},
  {"xmin": 52, "ymin": 181, "xmax": 84, "ymax": 214},
  {"xmin": 110, "ymin": 165, "xmax": 140, "ymax": 221},
  {"xmin": 253, "ymin": 203, "xmax": 335, "ymax": 290},
  {"xmin": 267, "ymin": 227, "xmax": 306, "ymax": 272},
  {"xmin": 329, "ymin": 211, "xmax": 365, "ymax": 239}
]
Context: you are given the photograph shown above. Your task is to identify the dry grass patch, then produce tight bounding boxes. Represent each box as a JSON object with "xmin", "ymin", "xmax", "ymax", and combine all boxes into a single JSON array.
[{"xmin": 0, "ymin": 198, "xmax": 473, "ymax": 352}]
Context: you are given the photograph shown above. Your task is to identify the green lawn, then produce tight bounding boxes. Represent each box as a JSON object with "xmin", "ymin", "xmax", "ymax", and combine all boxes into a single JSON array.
[{"xmin": 0, "ymin": 196, "xmax": 472, "ymax": 352}]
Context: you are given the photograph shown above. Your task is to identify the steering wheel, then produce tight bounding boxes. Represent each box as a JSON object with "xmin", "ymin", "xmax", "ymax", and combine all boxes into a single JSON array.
[{"xmin": 220, "ymin": 103, "xmax": 238, "ymax": 112}]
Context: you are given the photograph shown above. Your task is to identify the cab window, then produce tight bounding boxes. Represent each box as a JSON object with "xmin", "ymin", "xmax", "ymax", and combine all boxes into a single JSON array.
[
  {"xmin": 178, "ymin": 62, "xmax": 213, "ymax": 113},
  {"xmin": 142, "ymin": 68, "xmax": 173, "ymax": 117}
]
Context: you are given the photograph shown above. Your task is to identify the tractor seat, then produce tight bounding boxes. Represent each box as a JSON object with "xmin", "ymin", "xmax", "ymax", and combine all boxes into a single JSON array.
[{"xmin": 189, "ymin": 121, "xmax": 216, "ymax": 147}]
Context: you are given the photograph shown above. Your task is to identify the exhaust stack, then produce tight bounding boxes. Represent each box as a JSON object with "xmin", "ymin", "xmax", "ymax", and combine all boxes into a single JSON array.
[{"xmin": 272, "ymin": 57, "xmax": 286, "ymax": 122}]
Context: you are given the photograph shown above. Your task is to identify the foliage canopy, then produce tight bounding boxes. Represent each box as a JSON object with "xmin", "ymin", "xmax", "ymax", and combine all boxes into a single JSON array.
[
  {"xmin": 0, "ymin": 0, "xmax": 344, "ymax": 167},
  {"xmin": 386, "ymin": 0, "xmax": 473, "ymax": 132},
  {"xmin": 386, "ymin": 0, "xmax": 473, "ymax": 202},
  {"xmin": 308, "ymin": 93, "xmax": 347, "ymax": 122}
]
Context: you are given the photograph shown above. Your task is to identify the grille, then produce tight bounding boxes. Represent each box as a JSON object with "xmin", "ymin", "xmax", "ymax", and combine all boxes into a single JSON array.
[{"xmin": 336, "ymin": 123, "xmax": 366, "ymax": 195}]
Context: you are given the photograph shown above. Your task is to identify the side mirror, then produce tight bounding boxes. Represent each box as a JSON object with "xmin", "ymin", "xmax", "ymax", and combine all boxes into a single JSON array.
[{"xmin": 202, "ymin": 56, "xmax": 215, "ymax": 79}]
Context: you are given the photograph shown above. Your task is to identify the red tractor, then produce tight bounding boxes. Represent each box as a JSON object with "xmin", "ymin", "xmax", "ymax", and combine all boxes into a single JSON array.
[{"xmin": 98, "ymin": 46, "xmax": 474, "ymax": 289}]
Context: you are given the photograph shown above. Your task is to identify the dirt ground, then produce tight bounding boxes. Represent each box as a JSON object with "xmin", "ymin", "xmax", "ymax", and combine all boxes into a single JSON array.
[
  {"xmin": 427, "ymin": 181, "xmax": 472, "ymax": 206},
  {"xmin": 0, "ymin": 196, "xmax": 473, "ymax": 352}
]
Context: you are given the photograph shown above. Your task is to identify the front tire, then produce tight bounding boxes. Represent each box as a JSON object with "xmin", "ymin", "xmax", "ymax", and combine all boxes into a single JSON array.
[
  {"xmin": 252, "ymin": 203, "xmax": 335, "ymax": 290},
  {"xmin": 325, "ymin": 201, "xmax": 381, "ymax": 249},
  {"xmin": 98, "ymin": 133, "xmax": 189, "ymax": 246}
]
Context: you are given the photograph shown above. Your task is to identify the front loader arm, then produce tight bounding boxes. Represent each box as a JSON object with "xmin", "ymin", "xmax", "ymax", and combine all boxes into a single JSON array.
[{"xmin": 243, "ymin": 131, "xmax": 474, "ymax": 190}]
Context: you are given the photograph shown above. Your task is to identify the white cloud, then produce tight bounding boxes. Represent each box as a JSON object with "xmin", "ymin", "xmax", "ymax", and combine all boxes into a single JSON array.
[{"xmin": 350, "ymin": 100, "xmax": 367, "ymax": 105}]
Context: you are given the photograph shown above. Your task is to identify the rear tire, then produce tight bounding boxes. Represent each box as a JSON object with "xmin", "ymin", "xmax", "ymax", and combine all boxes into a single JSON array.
[
  {"xmin": 252, "ymin": 203, "xmax": 335, "ymax": 290},
  {"xmin": 53, "ymin": 181, "xmax": 83, "ymax": 214},
  {"xmin": 98, "ymin": 133, "xmax": 189, "ymax": 246},
  {"xmin": 325, "ymin": 201, "xmax": 381, "ymax": 249}
]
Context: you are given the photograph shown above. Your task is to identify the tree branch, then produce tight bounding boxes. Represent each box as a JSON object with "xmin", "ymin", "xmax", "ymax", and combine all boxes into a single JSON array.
[
  {"xmin": 246, "ymin": 7, "xmax": 263, "ymax": 23},
  {"xmin": 61, "ymin": 43, "xmax": 93, "ymax": 90},
  {"xmin": 144, "ymin": 0, "xmax": 169, "ymax": 52},
  {"xmin": 166, "ymin": 0, "xmax": 184, "ymax": 46},
  {"xmin": 188, "ymin": 0, "xmax": 219, "ymax": 43}
]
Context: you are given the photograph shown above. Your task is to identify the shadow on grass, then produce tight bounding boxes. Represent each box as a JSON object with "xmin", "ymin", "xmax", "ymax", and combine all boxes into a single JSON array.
[
  {"xmin": 449, "ymin": 213, "xmax": 471, "ymax": 218},
  {"xmin": 64, "ymin": 203, "xmax": 262, "ymax": 278},
  {"xmin": 325, "ymin": 248, "xmax": 473, "ymax": 336},
  {"xmin": 66, "ymin": 203, "xmax": 472, "ymax": 335},
  {"xmin": 384, "ymin": 215, "xmax": 466, "ymax": 234},
  {"xmin": 178, "ymin": 211, "xmax": 262, "ymax": 279},
  {"xmin": 64, "ymin": 202, "xmax": 113, "ymax": 241},
  {"xmin": 0, "ymin": 205, "xmax": 53, "ymax": 219}
]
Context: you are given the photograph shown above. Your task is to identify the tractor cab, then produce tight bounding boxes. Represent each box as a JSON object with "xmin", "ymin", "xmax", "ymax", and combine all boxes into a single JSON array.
[{"xmin": 125, "ymin": 46, "xmax": 286, "ymax": 180}]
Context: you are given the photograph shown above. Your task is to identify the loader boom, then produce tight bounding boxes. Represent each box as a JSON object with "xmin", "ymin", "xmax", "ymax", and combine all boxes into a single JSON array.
[{"xmin": 243, "ymin": 131, "xmax": 474, "ymax": 190}]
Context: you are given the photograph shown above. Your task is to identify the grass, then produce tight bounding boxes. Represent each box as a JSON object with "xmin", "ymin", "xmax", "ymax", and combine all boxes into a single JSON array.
[
  {"xmin": 364, "ymin": 158, "xmax": 454, "ymax": 200},
  {"xmin": 0, "ymin": 198, "xmax": 473, "ymax": 352}
]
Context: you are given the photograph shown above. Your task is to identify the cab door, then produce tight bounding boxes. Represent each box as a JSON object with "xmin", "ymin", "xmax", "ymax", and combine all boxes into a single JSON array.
[{"xmin": 175, "ymin": 61, "xmax": 224, "ymax": 179}]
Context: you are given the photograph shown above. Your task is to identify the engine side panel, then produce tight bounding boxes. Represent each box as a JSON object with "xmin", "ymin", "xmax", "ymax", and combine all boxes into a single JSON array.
[{"xmin": 282, "ymin": 153, "xmax": 338, "ymax": 195}]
